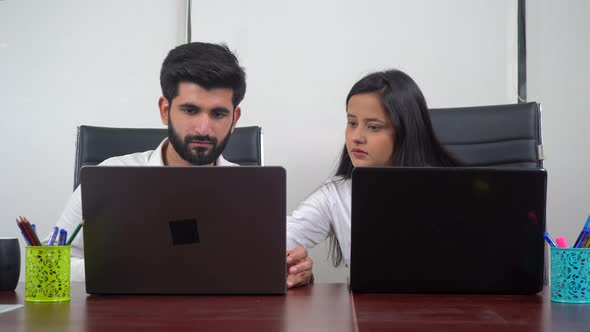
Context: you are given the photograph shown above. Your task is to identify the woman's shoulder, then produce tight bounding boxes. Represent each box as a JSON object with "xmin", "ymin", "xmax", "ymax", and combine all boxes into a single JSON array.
[
  {"xmin": 319, "ymin": 176, "xmax": 351, "ymax": 194},
  {"xmin": 297, "ymin": 176, "xmax": 351, "ymax": 207}
]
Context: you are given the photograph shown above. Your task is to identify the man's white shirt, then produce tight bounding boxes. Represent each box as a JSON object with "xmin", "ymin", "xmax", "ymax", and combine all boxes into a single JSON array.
[{"xmin": 53, "ymin": 138, "xmax": 237, "ymax": 281}]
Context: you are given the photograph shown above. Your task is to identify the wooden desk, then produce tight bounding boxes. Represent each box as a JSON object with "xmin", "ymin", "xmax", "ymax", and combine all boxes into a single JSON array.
[
  {"xmin": 352, "ymin": 289, "xmax": 590, "ymax": 332},
  {"xmin": 2, "ymin": 284, "xmax": 590, "ymax": 331},
  {"xmin": 0, "ymin": 283, "xmax": 354, "ymax": 332}
]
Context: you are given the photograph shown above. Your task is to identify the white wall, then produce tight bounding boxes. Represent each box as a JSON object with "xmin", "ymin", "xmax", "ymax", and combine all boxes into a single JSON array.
[
  {"xmin": 191, "ymin": 0, "xmax": 518, "ymax": 282},
  {"xmin": 527, "ymin": 1, "xmax": 590, "ymax": 247},
  {"xmin": 2, "ymin": 0, "xmax": 586, "ymax": 287},
  {"xmin": 0, "ymin": 0, "xmax": 185, "ymax": 280}
]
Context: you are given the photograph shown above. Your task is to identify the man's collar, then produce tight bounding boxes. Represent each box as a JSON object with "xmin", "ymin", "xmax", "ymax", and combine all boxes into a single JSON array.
[
  {"xmin": 148, "ymin": 138, "xmax": 168, "ymax": 166},
  {"xmin": 217, "ymin": 153, "xmax": 238, "ymax": 166}
]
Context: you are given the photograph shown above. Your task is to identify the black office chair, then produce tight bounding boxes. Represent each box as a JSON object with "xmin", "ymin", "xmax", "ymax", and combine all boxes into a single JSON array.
[
  {"xmin": 72, "ymin": 125, "xmax": 263, "ymax": 190},
  {"xmin": 430, "ymin": 102, "xmax": 543, "ymax": 168},
  {"xmin": 431, "ymin": 102, "xmax": 547, "ymax": 284}
]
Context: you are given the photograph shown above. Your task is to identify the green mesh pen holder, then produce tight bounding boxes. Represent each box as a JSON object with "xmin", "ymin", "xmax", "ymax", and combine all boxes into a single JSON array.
[
  {"xmin": 551, "ymin": 247, "xmax": 590, "ymax": 303},
  {"xmin": 25, "ymin": 246, "xmax": 70, "ymax": 302}
]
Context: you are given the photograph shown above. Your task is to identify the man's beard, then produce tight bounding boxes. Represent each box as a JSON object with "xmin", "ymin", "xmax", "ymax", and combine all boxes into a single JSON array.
[{"xmin": 167, "ymin": 118, "xmax": 232, "ymax": 166}]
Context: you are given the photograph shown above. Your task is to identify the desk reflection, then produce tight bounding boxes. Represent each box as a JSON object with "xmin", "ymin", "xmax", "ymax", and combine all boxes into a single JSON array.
[{"xmin": 25, "ymin": 301, "xmax": 70, "ymax": 332}]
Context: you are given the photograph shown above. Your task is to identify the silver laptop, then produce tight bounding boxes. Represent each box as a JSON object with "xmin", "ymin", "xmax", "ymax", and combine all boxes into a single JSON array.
[{"xmin": 81, "ymin": 166, "xmax": 286, "ymax": 295}]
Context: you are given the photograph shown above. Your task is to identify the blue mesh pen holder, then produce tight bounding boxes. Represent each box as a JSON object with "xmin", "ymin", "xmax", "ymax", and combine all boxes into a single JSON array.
[{"xmin": 550, "ymin": 247, "xmax": 590, "ymax": 303}]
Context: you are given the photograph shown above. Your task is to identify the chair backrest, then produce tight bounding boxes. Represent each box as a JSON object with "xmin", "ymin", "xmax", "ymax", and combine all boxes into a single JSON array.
[
  {"xmin": 429, "ymin": 102, "xmax": 543, "ymax": 168},
  {"xmin": 430, "ymin": 102, "xmax": 547, "ymax": 285},
  {"xmin": 73, "ymin": 125, "xmax": 263, "ymax": 190}
]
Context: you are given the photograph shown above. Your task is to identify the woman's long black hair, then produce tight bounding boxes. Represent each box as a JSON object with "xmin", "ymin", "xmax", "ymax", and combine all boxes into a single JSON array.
[{"xmin": 328, "ymin": 69, "xmax": 460, "ymax": 267}]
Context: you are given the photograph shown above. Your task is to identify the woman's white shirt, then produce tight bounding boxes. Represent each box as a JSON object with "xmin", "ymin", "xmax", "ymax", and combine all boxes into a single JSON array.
[{"xmin": 286, "ymin": 177, "xmax": 352, "ymax": 264}]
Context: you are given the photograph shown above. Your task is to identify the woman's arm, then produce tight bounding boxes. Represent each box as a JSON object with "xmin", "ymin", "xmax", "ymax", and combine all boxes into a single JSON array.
[{"xmin": 287, "ymin": 185, "xmax": 334, "ymax": 251}]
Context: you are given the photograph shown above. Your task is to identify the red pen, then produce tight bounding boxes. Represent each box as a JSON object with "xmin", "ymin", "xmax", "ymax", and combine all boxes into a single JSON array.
[
  {"xmin": 17, "ymin": 218, "xmax": 38, "ymax": 246},
  {"xmin": 18, "ymin": 216, "xmax": 41, "ymax": 246},
  {"xmin": 15, "ymin": 219, "xmax": 32, "ymax": 245}
]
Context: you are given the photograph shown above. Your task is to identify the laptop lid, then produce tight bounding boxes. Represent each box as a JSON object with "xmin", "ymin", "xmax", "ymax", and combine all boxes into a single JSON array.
[
  {"xmin": 350, "ymin": 167, "xmax": 547, "ymax": 294},
  {"xmin": 81, "ymin": 166, "xmax": 286, "ymax": 295}
]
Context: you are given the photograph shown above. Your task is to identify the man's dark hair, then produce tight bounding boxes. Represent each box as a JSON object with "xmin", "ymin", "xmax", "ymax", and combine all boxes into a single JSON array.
[{"xmin": 160, "ymin": 42, "xmax": 246, "ymax": 108}]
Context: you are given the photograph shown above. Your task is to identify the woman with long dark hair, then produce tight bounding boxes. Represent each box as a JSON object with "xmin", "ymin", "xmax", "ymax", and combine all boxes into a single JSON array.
[{"xmin": 287, "ymin": 69, "xmax": 460, "ymax": 267}]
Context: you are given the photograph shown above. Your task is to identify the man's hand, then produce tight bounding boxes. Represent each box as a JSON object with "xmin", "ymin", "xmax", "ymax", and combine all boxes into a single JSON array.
[{"xmin": 286, "ymin": 246, "xmax": 314, "ymax": 288}]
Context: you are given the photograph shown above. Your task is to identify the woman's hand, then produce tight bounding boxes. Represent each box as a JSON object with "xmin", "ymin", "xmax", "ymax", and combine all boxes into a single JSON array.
[{"xmin": 286, "ymin": 246, "xmax": 314, "ymax": 288}]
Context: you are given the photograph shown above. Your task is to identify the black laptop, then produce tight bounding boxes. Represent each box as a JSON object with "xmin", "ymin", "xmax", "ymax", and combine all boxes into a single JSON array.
[
  {"xmin": 81, "ymin": 166, "xmax": 286, "ymax": 295},
  {"xmin": 350, "ymin": 167, "xmax": 547, "ymax": 294}
]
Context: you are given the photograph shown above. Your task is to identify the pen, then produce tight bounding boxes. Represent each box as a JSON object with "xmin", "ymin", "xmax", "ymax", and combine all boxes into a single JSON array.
[
  {"xmin": 573, "ymin": 226, "xmax": 590, "ymax": 248},
  {"xmin": 555, "ymin": 236, "xmax": 569, "ymax": 248},
  {"xmin": 18, "ymin": 217, "xmax": 40, "ymax": 246},
  {"xmin": 20, "ymin": 217, "xmax": 41, "ymax": 246},
  {"xmin": 58, "ymin": 229, "xmax": 67, "ymax": 246},
  {"xmin": 31, "ymin": 224, "xmax": 37, "ymax": 245},
  {"xmin": 15, "ymin": 219, "xmax": 31, "ymax": 246},
  {"xmin": 47, "ymin": 226, "xmax": 59, "ymax": 246},
  {"xmin": 544, "ymin": 232, "xmax": 557, "ymax": 248},
  {"xmin": 66, "ymin": 220, "xmax": 85, "ymax": 246}
]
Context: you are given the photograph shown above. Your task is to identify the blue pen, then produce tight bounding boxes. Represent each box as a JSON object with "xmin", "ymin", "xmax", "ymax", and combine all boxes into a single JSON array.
[
  {"xmin": 58, "ymin": 229, "xmax": 67, "ymax": 246},
  {"xmin": 47, "ymin": 226, "xmax": 59, "ymax": 246},
  {"xmin": 544, "ymin": 232, "xmax": 558, "ymax": 248},
  {"xmin": 573, "ymin": 226, "xmax": 590, "ymax": 248},
  {"xmin": 31, "ymin": 224, "xmax": 37, "ymax": 245},
  {"xmin": 584, "ymin": 215, "xmax": 590, "ymax": 229}
]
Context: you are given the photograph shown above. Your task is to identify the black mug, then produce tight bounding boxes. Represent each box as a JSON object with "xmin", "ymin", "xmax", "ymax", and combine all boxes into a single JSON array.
[{"xmin": 0, "ymin": 238, "xmax": 20, "ymax": 291}]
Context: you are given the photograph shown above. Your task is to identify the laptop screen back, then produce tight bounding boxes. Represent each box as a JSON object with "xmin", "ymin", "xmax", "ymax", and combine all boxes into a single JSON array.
[
  {"xmin": 350, "ymin": 167, "xmax": 547, "ymax": 294},
  {"xmin": 81, "ymin": 166, "xmax": 286, "ymax": 295}
]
